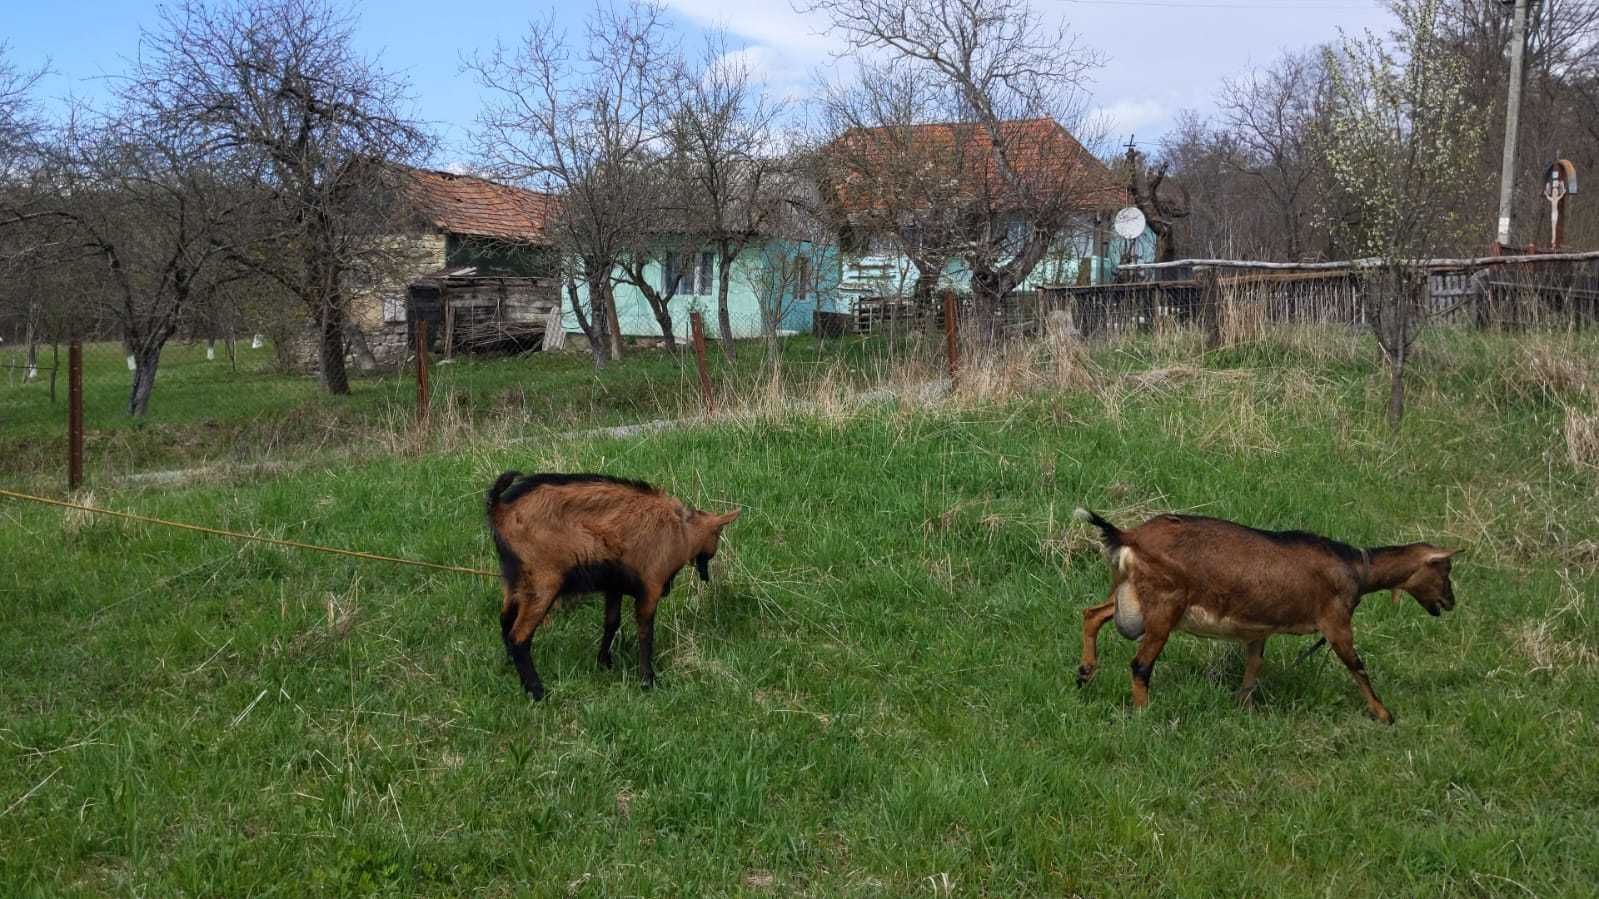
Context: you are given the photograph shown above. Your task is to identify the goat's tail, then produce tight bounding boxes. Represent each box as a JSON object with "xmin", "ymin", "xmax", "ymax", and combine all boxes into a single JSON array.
[
  {"xmin": 1074, "ymin": 507, "xmax": 1133, "ymax": 572},
  {"xmin": 487, "ymin": 470, "xmax": 522, "ymax": 518}
]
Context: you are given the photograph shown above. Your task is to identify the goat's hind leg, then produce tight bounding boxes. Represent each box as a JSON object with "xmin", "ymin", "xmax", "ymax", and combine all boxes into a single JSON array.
[
  {"xmin": 1234, "ymin": 639, "xmax": 1266, "ymax": 706},
  {"xmin": 597, "ymin": 591, "xmax": 622, "ymax": 670},
  {"xmin": 1076, "ymin": 594, "xmax": 1118, "ymax": 687},
  {"xmin": 499, "ymin": 584, "xmax": 517, "ymax": 663},
  {"xmin": 507, "ymin": 583, "xmax": 558, "ymax": 701}
]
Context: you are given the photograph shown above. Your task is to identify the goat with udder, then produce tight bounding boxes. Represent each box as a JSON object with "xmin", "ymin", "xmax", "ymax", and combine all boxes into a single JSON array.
[
  {"xmin": 486, "ymin": 471, "xmax": 740, "ymax": 700},
  {"xmin": 1073, "ymin": 508, "xmax": 1458, "ymax": 723}
]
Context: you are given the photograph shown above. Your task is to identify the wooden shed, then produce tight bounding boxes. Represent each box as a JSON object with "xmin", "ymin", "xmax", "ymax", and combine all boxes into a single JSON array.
[{"xmin": 407, "ymin": 266, "xmax": 561, "ymax": 356}]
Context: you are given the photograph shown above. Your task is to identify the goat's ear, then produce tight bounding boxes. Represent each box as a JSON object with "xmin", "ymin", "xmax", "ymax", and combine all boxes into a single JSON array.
[
  {"xmin": 715, "ymin": 509, "xmax": 741, "ymax": 527},
  {"xmin": 678, "ymin": 504, "xmax": 693, "ymax": 524}
]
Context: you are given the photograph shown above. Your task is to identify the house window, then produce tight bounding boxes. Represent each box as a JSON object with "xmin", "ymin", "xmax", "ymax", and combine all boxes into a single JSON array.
[
  {"xmin": 663, "ymin": 251, "xmax": 714, "ymax": 295},
  {"xmin": 698, "ymin": 252, "xmax": 714, "ymax": 296},
  {"xmin": 382, "ymin": 294, "xmax": 407, "ymax": 323}
]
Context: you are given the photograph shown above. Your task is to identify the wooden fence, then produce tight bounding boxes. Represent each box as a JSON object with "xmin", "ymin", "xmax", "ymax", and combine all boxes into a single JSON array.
[{"xmin": 839, "ymin": 256, "xmax": 1599, "ymax": 343}]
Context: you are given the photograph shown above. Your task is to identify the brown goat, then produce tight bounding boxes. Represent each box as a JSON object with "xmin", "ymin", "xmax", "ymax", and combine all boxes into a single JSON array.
[
  {"xmin": 1073, "ymin": 509, "xmax": 1458, "ymax": 723},
  {"xmin": 486, "ymin": 471, "xmax": 739, "ymax": 699}
]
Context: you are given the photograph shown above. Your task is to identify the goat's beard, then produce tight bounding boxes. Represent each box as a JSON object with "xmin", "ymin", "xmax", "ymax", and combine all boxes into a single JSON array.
[{"xmin": 694, "ymin": 554, "xmax": 711, "ymax": 582}]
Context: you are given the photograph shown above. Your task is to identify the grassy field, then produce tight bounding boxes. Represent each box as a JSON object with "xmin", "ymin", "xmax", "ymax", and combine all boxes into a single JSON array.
[
  {"xmin": 2, "ymin": 328, "xmax": 1597, "ymax": 896},
  {"xmin": 0, "ymin": 335, "xmax": 897, "ymax": 485}
]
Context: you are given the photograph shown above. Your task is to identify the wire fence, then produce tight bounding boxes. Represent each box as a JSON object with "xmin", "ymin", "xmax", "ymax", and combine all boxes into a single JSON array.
[{"xmin": 4, "ymin": 255, "xmax": 1598, "ymax": 493}]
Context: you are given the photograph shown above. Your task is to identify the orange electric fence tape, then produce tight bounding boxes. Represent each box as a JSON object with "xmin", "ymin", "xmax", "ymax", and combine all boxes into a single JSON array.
[{"xmin": 0, "ymin": 487, "xmax": 498, "ymax": 580}]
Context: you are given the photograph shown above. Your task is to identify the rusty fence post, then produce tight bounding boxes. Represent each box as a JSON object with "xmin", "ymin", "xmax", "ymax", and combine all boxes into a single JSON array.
[
  {"xmin": 68, "ymin": 338, "xmax": 83, "ymax": 492},
  {"xmin": 415, "ymin": 318, "xmax": 430, "ymax": 425},
  {"xmin": 690, "ymin": 310, "xmax": 714, "ymax": 415},
  {"xmin": 942, "ymin": 289, "xmax": 960, "ymax": 382}
]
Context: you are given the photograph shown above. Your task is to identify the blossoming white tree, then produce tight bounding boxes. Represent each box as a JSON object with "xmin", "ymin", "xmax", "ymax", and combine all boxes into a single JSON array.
[{"xmin": 1321, "ymin": 0, "xmax": 1484, "ymax": 427}]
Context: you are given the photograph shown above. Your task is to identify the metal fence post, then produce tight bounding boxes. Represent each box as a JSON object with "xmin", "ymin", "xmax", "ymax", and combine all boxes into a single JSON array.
[
  {"xmin": 690, "ymin": 310, "xmax": 714, "ymax": 415},
  {"xmin": 415, "ymin": 318, "xmax": 430, "ymax": 425},
  {"xmin": 68, "ymin": 339, "xmax": 83, "ymax": 492},
  {"xmin": 942, "ymin": 289, "xmax": 960, "ymax": 382}
]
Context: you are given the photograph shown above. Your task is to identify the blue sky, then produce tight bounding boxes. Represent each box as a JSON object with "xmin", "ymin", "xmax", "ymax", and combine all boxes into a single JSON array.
[{"xmin": 5, "ymin": 0, "xmax": 1397, "ymax": 166}]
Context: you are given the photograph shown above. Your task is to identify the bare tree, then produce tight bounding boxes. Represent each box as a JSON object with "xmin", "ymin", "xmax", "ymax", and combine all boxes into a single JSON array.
[
  {"xmin": 819, "ymin": 59, "xmax": 966, "ymax": 307},
  {"xmin": 1216, "ymin": 50, "xmax": 1330, "ymax": 261},
  {"xmin": 1323, "ymin": 0, "xmax": 1483, "ymax": 428},
  {"xmin": 40, "ymin": 107, "xmax": 265, "ymax": 415},
  {"xmin": 1123, "ymin": 145, "xmax": 1191, "ymax": 265},
  {"xmin": 808, "ymin": 0, "xmax": 1110, "ymax": 344},
  {"xmin": 665, "ymin": 34, "xmax": 785, "ymax": 359},
  {"xmin": 738, "ymin": 157, "xmax": 832, "ymax": 366},
  {"xmin": 0, "ymin": 45, "xmax": 52, "ymax": 373},
  {"xmin": 135, "ymin": 0, "xmax": 431, "ymax": 395},
  {"xmin": 471, "ymin": 0, "xmax": 681, "ymax": 367}
]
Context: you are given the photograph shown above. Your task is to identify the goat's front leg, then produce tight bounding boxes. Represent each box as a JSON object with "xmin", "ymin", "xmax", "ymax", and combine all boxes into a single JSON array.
[
  {"xmin": 1076, "ymin": 593, "xmax": 1118, "ymax": 687},
  {"xmin": 1234, "ymin": 639, "xmax": 1266, "ymax": 706},
  {"xmin": 597, "ymin": 591, "xmax": 623, "ymax": 669},
  {"xmin": 634, "ymin": 589, "xmax": 662, "ymax": 690},
  {"xmin": 1322, "ymin": 620, "xmax": 1393, "ymax": 724}
]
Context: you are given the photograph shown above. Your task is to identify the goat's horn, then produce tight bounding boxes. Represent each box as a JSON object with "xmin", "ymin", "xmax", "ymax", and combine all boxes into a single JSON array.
[{"xmin": 1391, "ymin": 589, "xmax": 1401, "ymax": 605}]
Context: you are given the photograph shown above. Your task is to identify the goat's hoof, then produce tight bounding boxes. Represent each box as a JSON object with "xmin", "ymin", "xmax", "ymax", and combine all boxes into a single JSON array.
[
  {"xmin": 597, "ymin": 653, "xmax": 614, "ymax": 670},
  {"xmin": 640, "ymin": 677, "xmax": 656, "ymax": 691},
  {"xmin": 1075, "ymin": 665, "xmax": 1095, "ymax": 687},
  {"xmin": 1233, "ymin": 688, "xmax": 1258, "ymax": 708},
  {"xmin": 525, "ymin": 685, "xmax": 546, "ymax": 702}
]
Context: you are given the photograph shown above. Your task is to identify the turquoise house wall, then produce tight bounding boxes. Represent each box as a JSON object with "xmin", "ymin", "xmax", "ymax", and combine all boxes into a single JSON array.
[
  {"xmin": 841, "ymin": 219, "xmax": 1158, "ymax": 296},
  {"xmin": 565, "ymin": 237, "xmax": 840, "ymax": 339}
]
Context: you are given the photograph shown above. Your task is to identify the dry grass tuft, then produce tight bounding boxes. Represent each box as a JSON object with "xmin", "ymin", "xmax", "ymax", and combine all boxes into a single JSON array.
[
  {"xmin": 1524, "ymin": 343, "xmax": 1594, "ymax": 397},
  {"xmin": 1563, "ymin": 406, "xmax": 1599, "ymax": 469},
  {"xmin": 62, "ymin": 490, "xmax": 97, "ymax": 537},
  {"xmin": 952, "ymin": 329, "xmax": 1097, "ymax": 406},
  {"xmin": 1511, "ymin": 619, "xmax": 1599, "ymax": 674},
  {"xmin": 1219, "ymin": 296, "xmax": 1267, "ymax": 345}
]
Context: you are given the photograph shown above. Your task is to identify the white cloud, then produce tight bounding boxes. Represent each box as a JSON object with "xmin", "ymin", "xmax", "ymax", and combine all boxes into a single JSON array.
[
  {"xmin": 1091, "ymin": 99, "xmax": 1172, "ymax": 144},
  {"xmin": 663, "ymin": 0, "xmax": 1397, "ymax": 142}
]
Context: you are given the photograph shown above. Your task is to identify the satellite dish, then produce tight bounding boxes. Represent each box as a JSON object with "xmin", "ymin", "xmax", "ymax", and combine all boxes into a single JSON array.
[{"xmin": 1113, "ymin": 206, "xmax": 1147, "ymax": 240}]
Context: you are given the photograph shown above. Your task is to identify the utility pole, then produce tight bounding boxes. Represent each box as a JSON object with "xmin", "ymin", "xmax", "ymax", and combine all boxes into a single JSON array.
[{"xmin": 1494, "ymin": 0, "xmax": 1531, "ymax": 252}]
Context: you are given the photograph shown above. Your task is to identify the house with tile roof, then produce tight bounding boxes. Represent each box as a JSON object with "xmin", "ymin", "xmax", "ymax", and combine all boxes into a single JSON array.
[
  {"xmin": 342, "ymin": 165, "xmax": 564, "ymax": 364},
  {"xmin": 821, "ymin": 117, "xmax": 1154, "ymax": 303}
]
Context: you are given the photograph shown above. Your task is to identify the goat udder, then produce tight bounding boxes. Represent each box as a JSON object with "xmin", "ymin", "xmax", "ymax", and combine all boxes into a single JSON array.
[{"xmin": 1113, "ymin": 582, "xmax": 1145, "ymax": 640}]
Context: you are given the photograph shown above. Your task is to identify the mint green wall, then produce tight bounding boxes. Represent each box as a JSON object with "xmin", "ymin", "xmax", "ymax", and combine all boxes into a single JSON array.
[
  {"xmin": 564, "ymin": 237, "xmax": 840, "ymax": 339},
  {"xmin": 843, "ymin": 220, "xmax": 1157, "ymax": 295}
]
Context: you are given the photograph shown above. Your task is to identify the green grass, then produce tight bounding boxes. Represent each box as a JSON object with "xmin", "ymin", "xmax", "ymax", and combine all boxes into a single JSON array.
[
  {"xmin": 0, "ymin": 336, "xmax": 898, "ymax": 485},
  {"xmin": 2, "ymin": 328, "xmax": 1597, "ymax": 896}
]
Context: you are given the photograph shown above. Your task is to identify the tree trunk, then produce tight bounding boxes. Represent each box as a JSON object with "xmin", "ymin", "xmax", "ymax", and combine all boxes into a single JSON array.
[
  {"xmin": 584, "ymin": 271, "xmax": 612, "ymax": 369},
  {"xmin": 23, "ymin": 319, "xmax": 38, "ymax": 382},
  {"xmin": 568, "ymin": 276, "xmax": 595, "ymax": 343},
  {"xmin": 969, "ymin": 271, "xmax": 1004, "ymax": 349},
  {"xmin": 605, "ymin": 285, "xmax": 625, "ymax": 361},
  {"xmin": 344, "ymin": 321, "xmax": 378, "ymax": 371},
  {"xmin": 317, "ymin": 303, "xmax": 352, "ymax": 395},
  {"xmin": 128, "ymin": 345, "xmax": 163, "ymax": 417},
  {"xmin": 717, "ymin": 249, "xmax": 736, "ymax": 360},
  {"xmin": 1387, "ymin": 340, "xmax": 1406, "ymax": 430}
]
